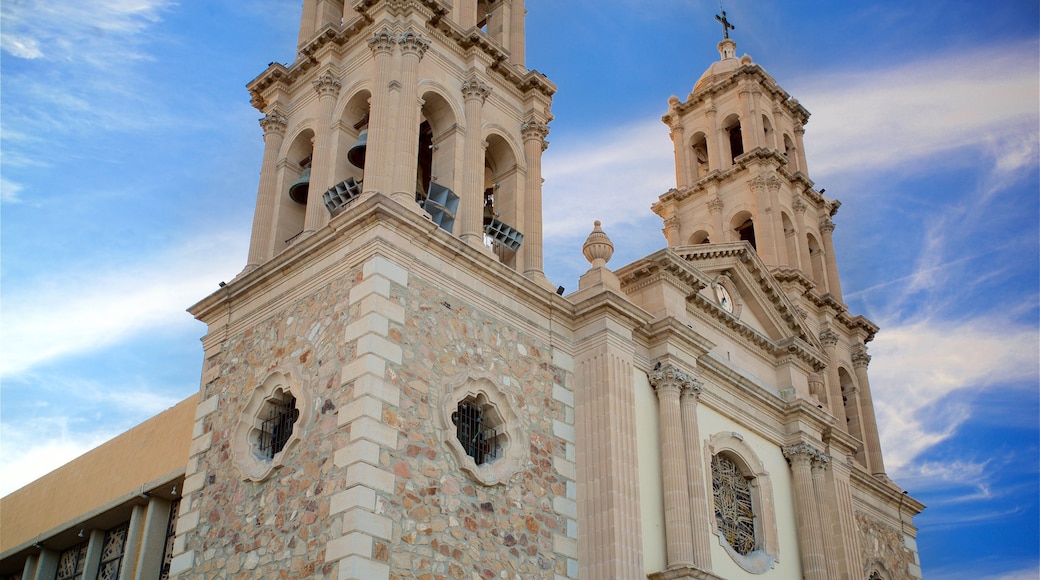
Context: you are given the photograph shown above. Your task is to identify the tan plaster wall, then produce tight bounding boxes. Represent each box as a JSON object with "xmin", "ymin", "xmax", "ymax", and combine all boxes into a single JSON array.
[
  {"xmin": 698, "ymin": 404, "xmax": 803, "ymax": 580},
  {"xmin": 633, "ymin": 368, "xmax": 666, "ymax": 574},
  {"xmin": 0, "ymin": 395, "xmax": 195, "ymax": 552}
]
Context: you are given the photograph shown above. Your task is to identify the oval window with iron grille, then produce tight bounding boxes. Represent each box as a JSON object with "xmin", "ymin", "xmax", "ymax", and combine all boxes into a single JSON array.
[
  {"xmin": 233, "ymin": 372, "xmax": 309, "ymax": 482},
  {"xmin": 442, "ymin": 375, "xmax": 527, "ymax": 486}
]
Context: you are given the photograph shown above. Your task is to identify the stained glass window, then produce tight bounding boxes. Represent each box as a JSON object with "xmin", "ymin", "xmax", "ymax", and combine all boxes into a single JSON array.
[
  {"xmin": 158, "ymin": 499, "xmax": 180, "ymax": 580},
  {"xmin": 56, "ymin": 542, "xmax": 87, "ymax": 580},
  {"xmin": 96, "ymin": 523, "xmax": 129, "ymax": 580},
  {"xmin": 712, "ymin": 454, "xmax": 757, "ymax": 556}
]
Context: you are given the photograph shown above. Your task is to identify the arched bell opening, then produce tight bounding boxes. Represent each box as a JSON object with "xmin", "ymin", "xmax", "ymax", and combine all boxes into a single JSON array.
[
  {"xmin": 781, "ymin": 212, "xmax": 798, "ymax": 268},
  {"xmin": 731, "ymin": 211, "xmax": 756, "ymax": 250},
  {"xmin": 476, "ymin": 0, "xmax": 491, "ymax": 32},
  {"xmin": 839, "ymin": 367, "xmax": 866, "ymax": 463},
  {"xmin": 325, "ymin": 90, "xmax": 371, "ymax": 215},
  {"xmin": 761, "ymin": 114, "xmax": 776, "ymax": 150},
  {"xmin": 690, "ymin": 131, "xmax": 710, "ymax": 180},
  {"xmin": 482, "ymin": 133, "xmax": 523, "ymax": 268},
  {"xmin": 690, "ymin": 230, "xmax": 711, "ymax": 245},
  {"xmin": 723, "ymin": 114, "xmax": 744, "ymax": 165},
  {"xmin": 807, "ymin": 233, "xmax": 827, "ymax": 289},
  {"xmin": 783, "ymin": 133, "xmax": 799, "ymax": 173},
  {"xmin": 418, "ymin": 90, "xmax": 461, "ymax": 233},
  {"xmin": 275, "ymin": 129, "xmax": 315, "ymax": 248}
]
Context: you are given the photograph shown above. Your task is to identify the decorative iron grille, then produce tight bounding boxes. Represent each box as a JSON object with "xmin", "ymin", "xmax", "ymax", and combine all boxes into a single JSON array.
[
  {"xmin": 259, "ymin": 394, "xmax": 298, "ymax": 460},
  {"xmin": 158, "ymin": 499, "xmax": 180, "ymax": 580},
  {"xmin": 97, "ymin": 523, "xmax": 129, "ymax": 580},
  {"xmin": 452, "ymin": 399, "xmax": 500, "ymax": 465},
  {"xmin": 56, "ymin": 542, "xmax": 87, "ymax": 580},
  {"xmin": 712, "ymin": 454, "xmax": 757, "ymax": 556}
]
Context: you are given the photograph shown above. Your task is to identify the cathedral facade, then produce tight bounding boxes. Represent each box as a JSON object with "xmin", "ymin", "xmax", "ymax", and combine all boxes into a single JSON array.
[{"xmin": 0, "ymin": 2, "xmax": 924, "ymax": 579}]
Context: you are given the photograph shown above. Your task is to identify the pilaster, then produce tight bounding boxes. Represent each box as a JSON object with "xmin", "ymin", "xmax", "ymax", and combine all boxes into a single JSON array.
[
  {"xmin": 305, "ymin": 69, "xmax": 342, "ymax": 233},
  {"xmin": 460, "ymin": 76, "xmax": 492, "ymax": 246},
  {"xmin": 363, "ymin": 27, "xmax": 397, "ymax": 197},
  {"xmin": 783, "ymin": 443, "xmax": 828, "ymax": 580},
  {"xmin": 853, "ymin": 347, "xmax": 886, "ymax": 476},
  {"xmin": 819, "ymin": 328, "xmax": 848, "ymax": 425},
  {"xmin": 390, "ymin": 29, "xmax": 430, "ymax": 207},
  {"xmin": 819, "ymin": 217, "xmax": 843, "ymax": 301},
  {"xmin": 246, "ymin": 109, "xmax": 287, "ymax": 268},
  {"xmin": 521, "ymin": 117, "xmax": 550, "ymax": 283}
]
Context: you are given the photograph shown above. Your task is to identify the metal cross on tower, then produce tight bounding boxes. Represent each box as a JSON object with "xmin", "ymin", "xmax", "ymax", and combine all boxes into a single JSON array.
[{"xmin": 715, "ymin": 10, "xmax": 735, "ymax": 40}]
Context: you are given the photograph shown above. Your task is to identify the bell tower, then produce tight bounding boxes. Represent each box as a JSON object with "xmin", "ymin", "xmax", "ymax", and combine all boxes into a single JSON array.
[
  {"xmin": 655, "ymin": 20, "xmax": 845, "ymax": 302},
  {"xmin": 243, "ymin": 0, "xmax": 554, "ymax": 282}
]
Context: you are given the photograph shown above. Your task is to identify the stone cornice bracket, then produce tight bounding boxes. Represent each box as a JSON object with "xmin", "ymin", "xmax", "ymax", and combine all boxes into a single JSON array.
[
  {"xmin": 259, "ymin": 110, "xmax": 287, "ymax": 136},
  {"xmin": 819, "ymin": 217, "xmax": 835, "ymax": 234},
  {"xmin": 312, "ymin": 70, "xmax": 342, "ymax": 97},
  {"xmin": 851, "ymin": 346, "xmax": 871, "ymax": 368},
  {"xmin": 521, "ymin": 118, "xmax": 550, "ymax": 144},
  {"xmin": 368, "ymin": 27, "xmax": 397, "ymax": 54},
  {"xmin": 461, "ymin": 76, "xmax": 492, "ymax": 103},
  {"xmin": 782, "ymin": 442, "xmax": 826, "ymax": 466},
  {"xmin": 398, "ymin": 29, "xmax": 431, "ymax": 58},
  {"xmin": 648, "ymin": 362, "xmax": 696, "ymax": 397}
]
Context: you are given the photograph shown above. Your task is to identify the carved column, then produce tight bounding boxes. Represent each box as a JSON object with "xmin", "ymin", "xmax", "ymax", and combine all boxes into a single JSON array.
[
  {"xmin": 246, "ymin": 110, "xmax": 287, "ymax": 268},
  {"xmin": 670, "ymin": 122, "xmax": 689, "ymax": 189},
  {"xmin": 790, "ymin": 197, "xmax": 809, "ymax": 271},
  {"xmin": 363, "ymin": 28, "xmax": 397, "ymax": 196},
  {"xmin": 819, "ymin": 329, "xmax": 848, "ymax": 425},
  {"xmin": 460, "ymin": 77, "xmax": 492, "ymax": 246},
  {"xmin": 738, "ymin": 84, "xmax": 754, "ymax": 153},
  {"xmin": 680, "ymin": 378, "xmax": 713, "ymax": 571},
  {"xmin": 766, "ymin": 177, "xmax": 787, "ymax": 264},
  {"xmin": 509, "ymin": 0, "xmax": 525, "ymax": 66},
  {"xmin": 811, "ymin": 456, "xmax": 841, "ymax": 580},
  {"xmin": 708, "ymin": 195, "xmax": 725, "ymax": 243},
  {"xmin": 663, "ymin": 216, "xmax": 681, "ymax": 247},
  {"xmin": 783, "ymin": 444, "xmax": 827, "ymax": 580},
  {"xmin": 819, "ymin": 217, "xmax": 844, "ymax": 300},
  {"xmin": 521, "ymin": 118, "xmax": 549, "ymax": 279},
  {"xmin": 457, "ymin": 0, "xmax": 477, "ymax": 28},
  {"xmin": 391, "ymin": 30, "xmax": 430, "ymax": 207},
  {"xmin": 705, "ymin": 104, "xmax": 723, "ymax": 170},
  {"xmin": 748, "ymin": 176, "xmax": 779, "ymax": 266},
  {"xmin": 794, "ymin": 126, "xmax": 809, "ymax": 174},
  {"xmin": 305, "ymin": 70, "xmax": 341, "ymax": 232},
  {"xmin": 649, "ymin": 364, "xmax": 696, "ymax": 569},
  {"xmin": 853, "ymin": 347, "xmax": 887, "ymax": 476}
]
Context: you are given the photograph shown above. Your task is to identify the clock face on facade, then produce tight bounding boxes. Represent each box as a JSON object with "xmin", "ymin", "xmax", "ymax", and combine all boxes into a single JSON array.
[{"xmin": 716, "ymin": 284, "xmax": 734, "ymax": 313}]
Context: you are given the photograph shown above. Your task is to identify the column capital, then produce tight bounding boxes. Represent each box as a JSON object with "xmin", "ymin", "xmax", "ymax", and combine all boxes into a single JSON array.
[
  {"xmin": 398, "ymin": 29, "xmax": 430, "ymax": 58},
  {"xmin": 819, "ymin": 217, "xmax": 836, "ymax": 234},
  {"xmin": 521, "ymin": 117, "xmax": 550, "ymax": 142},
  {"xmin": 368, "ymin": 27, "xmax": 397, "ymax": 54},
  {"xmin": 649, "ymin": 362, "xmax": 697, "ymax": 398},
  {"xmin": 707, "ymin": 196, "xmax": 724, "ymax": 215},
  {"xmin": 792, "ymin": 196, "xmax": 807, "ymax": 214},
  {"xmin": 782, "ymin": 442, "xmax": 826, "ymax": 466},
  {"xmin": 312, "ymin": 70, "xmax": 341, "ymax": 98},
  {"xmin": 819, "ymin": 328, "xmax": 839, "ymax": 347},
  {"xmin": 259, "ymin": 110, "xmax": 287, "ymax": 136},
  {"xmin": 852, "ymin": 346, "xmax": 871, "ymax": 368},
  {"xmin": 461, "ymin": 76, "xmax": 492, "ymax": 103}
]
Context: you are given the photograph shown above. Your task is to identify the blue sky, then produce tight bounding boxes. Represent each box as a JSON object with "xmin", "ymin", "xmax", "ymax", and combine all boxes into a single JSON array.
[{"xmin": 1, "ymin": 1, "xmax": 1037, "ymax": 577}]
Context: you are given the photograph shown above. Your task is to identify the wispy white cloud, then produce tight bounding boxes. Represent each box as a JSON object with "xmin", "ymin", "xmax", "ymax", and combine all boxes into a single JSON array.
[
  {"xmin": 0, "ymin": 231, "xmax": 247, "ymax": 378},
  {"xmin": 0, "ymin": 178, "xmax": 24, "ymax": 203},
  {"xmin": 869, "ymin": 317, "xmax": 1038, "ymax": 476}
]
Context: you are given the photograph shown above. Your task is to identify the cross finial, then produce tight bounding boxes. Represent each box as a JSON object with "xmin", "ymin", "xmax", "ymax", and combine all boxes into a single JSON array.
[{"xmin": 715, "ymin": 10, "xmax": 735, "ymax": 40}]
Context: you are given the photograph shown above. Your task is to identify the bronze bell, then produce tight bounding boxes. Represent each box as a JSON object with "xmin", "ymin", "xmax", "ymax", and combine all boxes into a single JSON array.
[
  {"xmin": 288, "ymin": 166, "xmax": 311, "ymax": 204},
  {"xmin": 347, "ymin": 129, "xmax": 368, "ymax": 169}
]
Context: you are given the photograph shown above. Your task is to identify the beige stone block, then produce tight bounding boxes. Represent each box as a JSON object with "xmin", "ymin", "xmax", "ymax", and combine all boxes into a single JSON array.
[
  {"xmin": 184, "ymin": 456, "xmax": 199, "ymax": 476},
  {"xmin": 325, "ymin": 532, "xmax": 373, "ymax": 562},
  {"xmin": 334, "ymin": 439, "xmax": 381, "ymax": 468},
  {"xmin": 175, "ymin": 509, "xmax": 200, "ymax": 535},
  {"xmin": 355, "ymin": 334, "xmax": 403, "ymax": 364},
  {"xmin": 553, "ymin": 349, "xmax": 575, "ymax": 373},
  {"xmin": 200, "ymin": 364, "xmax": 220, "ymax": 386},
  {"xmin": 553, "ymin": 497, "xmax": 577, "ymax": 520},
  {"xmin": 191, "ymin": 420, "xmax": 205, "ymax": 440},
  {"xmin": 188, "ymin": 433, "xmax": 212, "ymax": 456},
  {"xmin": 172, "ymin": 535, "xmax": 185, "ymax": 556},
  {"xmin": 344, "ymin": 314, "xmax": 390, "ymax": 342},
  {"xmin": 341, "ymin": 356, "xmax": 386, "ymax": 385},
  {"xmin": 345, "ymin": 463, "xmax": 395, "ymax": 494},
  {"xmin": 357, "ymin": 293, "xmax": 405, "ymax": 324},
  {"xmin": 552, "ymin": 384, "xmax": 574, "ymax": 407},
  {"xmin": 552, "ymin": 420, "xmax": 575, "ymax": 443},
  {"xmin": 353, "ymin": 374, "xmax": 401, "ymax": 406},
  {"xmin": 554, "ymin": 457, "xmax": 576, "ymax": 480},
  {"xmin": 337, "ymin": 555, "xmax": 390, "ymax": 580},
  {"xmin": 362, "ymin": 255, "xmax": 409, "ymax": 287},
  {"xmin": 168, "ymin": 552, "xmax": 194, "ymax": 577},
  {"xmin": 337, "ymin": 396, "xmax": 384, "ymax": 428},
  {"xmin": 181, "ymin": 472, "xmax": 206, "ymax": 496},
  {"xmin": 194, "ymin": 394, "xmax": 219, "ymax": 420},
  {"xmin": 341, "ymin": 508, "xmax": 393, "ymax": 540},
  {"xmin": 348, "ymin": 416, "xmax": 399, "ymax": 448},
  {"xmin": 348, "ymin": 276, "xmax": 392, "ymax": 303},
  {"xmin": 553, "ymin": 534, "xmax": 578, "ymax": 559},
  {"xmin": 330, "ymin": 486, "xmax": 377, "ymax": 515}
]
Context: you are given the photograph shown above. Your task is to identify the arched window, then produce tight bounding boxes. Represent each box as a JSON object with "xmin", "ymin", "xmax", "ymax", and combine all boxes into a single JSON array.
[
  {"xmin": 276, "ymin": 130, "xmax": 315, "ymax": 249},
  {"xmin": 840, "ymin": 367, "xmax": 866, "ymax": 463},
  {"xmin": 712, "ymin": 453, "xmax": 757, "ymax": 555},
  {"xmin": 691, "ymin": 132, "xmax": 710, "ymax": 178},
  {"xmin": 732, "ymin": 212, "xmax": 756, "ymax": 250},
  {"xmin": 690, "ymin": 230, "xmax": 711, "ymax": 245},
  {"xmin": 783, "ymin": 134, "xmax": 799, "ymax": 172},
  {"xmin": 483, "ymin": 132, "xmax": 523, "ymax": 267},
  {"xmin": 807, "ymin": 233, "xmax": 827, "ymax": 288},
  {"xmin": 782, "ymin": 212, "xmax": 798, "ymax": 268},
  {"xmin": 761, "ymin": 114, "xmax": 775, "ymax": 149},
  {"xmin": 724, "ymin": 115, "xmax": 744, "ymax": 163}
]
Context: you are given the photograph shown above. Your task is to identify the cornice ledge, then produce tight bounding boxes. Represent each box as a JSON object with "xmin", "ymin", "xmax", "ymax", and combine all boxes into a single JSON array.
[
  {"xmin": 850, "ymin": 470, "xmax": 926, "ymax": 517},
  {"xmin": 732, "ymin": 146, "xmax": 788, "ymax": 169},
  {"xmin": 570, "ymin": 287, "xmax": 653, "ymax": 331},
  {"xmin": 838, "ymin": 313, "xmax": 880, "ymax": 343},
  {"xmin": 648, "ymin": 565, "xmax": 725, "ymax": 580},
  {"xmin": 641, "ymin": 317, "xmax": 717, "ymax": 358},
  {"xmin": 616, "ymin": 249, "xmax": 711, "ymax": 295},
  {"xmin": 697, "ymin": 352, "xmax": 789, "ymax": 415},
  {"xmin": 769, "ymin": 266, "xmax": 815, "ymax": 292}
]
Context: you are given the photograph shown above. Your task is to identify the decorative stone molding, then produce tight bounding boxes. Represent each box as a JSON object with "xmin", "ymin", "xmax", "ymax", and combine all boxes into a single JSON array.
[
  {"xmin": 461, "ymin": 76, "xmax": 492, "ymax": 103},
  {"xmin": 852, "ymin": 347, "xmax": 872, "ymax": 369},
  {"xmin": 705, "ymin": 432, "xmax": 779, "ymax": 574},
  {"xmin": 819, "ymin": 328, "xmax": 839, "ymax": 347},
  {"xmin": 856, "ymin": 512, "xmax": 918, "ymax": 580},
  {"xmin": 398, "ymin": 29, "xmax": 430, "ymax": 58},
  {"xmin": 232, "ymin": 371, "xmax": 312, "ymax": 483},
  {"xmin": 582, "ymin": 220, "xmax": 614, "ymax": 267},
  {"xmin": 707, "ymin": 196, "xmax": 724, "ymax": 214},
  {"xmin": 368, "ymin": 27, "xmax": 397, "ymax": 54},
  {"xmin": 259, "ymin": 110, "xmax": 287, "ymax": 136},
  {"xmin": 819, "ymin": 217, "xmax": 836, "ymax": 234},
  {"xmin": 440, "ymin": 374, "xmax": 527, "ymax": 486},
  {"xmin": 781, "ymin": 442, "xmax": 827, "ymax": 466},
  {"xmin": 648, "ymin": 362, "xmax": 696, "ymax": 397},
  {"xmin": 791, "ymin": 197, "xmax": 807, "ymax": 214},
  {"xmin": 521, "ymin": 118, "xmax": 550, "ymax": 144},
  {"xmin": 312, "ymin": 70, "xmax": 341, "ymax": 98}
]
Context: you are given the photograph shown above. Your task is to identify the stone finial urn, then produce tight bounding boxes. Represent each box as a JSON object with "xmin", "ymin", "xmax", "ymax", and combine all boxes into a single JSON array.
[{"xmin": 582, "ymin": 220, "xmax": 614, "ymax": 268}]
